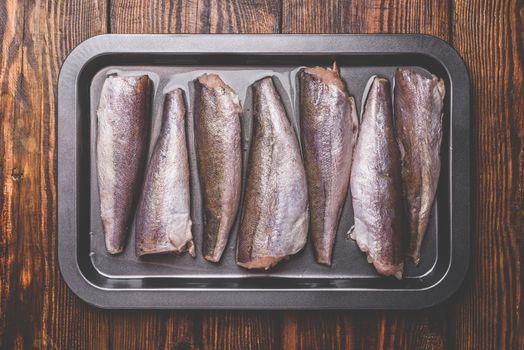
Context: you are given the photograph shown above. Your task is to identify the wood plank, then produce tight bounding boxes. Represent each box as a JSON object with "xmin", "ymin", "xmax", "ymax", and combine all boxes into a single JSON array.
[
  {"xmin": 0, "ymin": 1, "xmax": 25, "ymax": 347},
  {"xmin": 282, "ymin": 310, "xmax": 448, "ymax": 350},
  {"xmin": 452, "ymin": 0, "xmax": 523, "ymax": 349},
  {"xmin": 0, "ymin": 0, "xmax": 109, "ymax": 349},
  {"xmin": 281, "ymin": 1, "xmax": 450, "ymax": 349},
  {"xmin": 108, "ymin": 1, "xmax": 281, "ymax": 349},
  {"xmin": 202, "ymin": 311, "xmax": 277, "ymax": 350},
  {"xmin": 282, "ymin": 0, "xmax": 449, "ymax": 39},
  {"xmin": 353, "ymin": 310, "xmax": 448, "ymax": 349},
  {"xmin": 282, "ymin": 0, "xmax": 353, "ymax": 33},
  {"xmin": 110, "ymin": 0, "xmax": 280, "ymax": 33},
  {"xmin": 109, "ymin": 311, "xmax": 198, "ymax": 349},
  {"xmin": 282, "ymin": 312, "xmax": 354, "ymax": 349}
]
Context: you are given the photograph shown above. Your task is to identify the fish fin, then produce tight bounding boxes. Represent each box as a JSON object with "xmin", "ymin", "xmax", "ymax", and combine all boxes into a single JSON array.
[
  {"xmin": 347, "ymin": 225, "xmax": 355, "ymax": 240},
  {"xmin": 433, "ymin": 75, "xmax": 446, "ymax": 98},
  {"xmin": 413, "ymin": 255, "xmax": 420, "ymax": 266},
  {"xmin": 188, "ymin": 240, "xmax": 196, "ymax": 258},
  {"xmin": 348, "ymin": 96, "xmax": 360, "ymax": 145}
]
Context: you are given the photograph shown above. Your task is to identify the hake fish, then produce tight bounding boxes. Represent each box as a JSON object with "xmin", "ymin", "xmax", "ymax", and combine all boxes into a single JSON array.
[
  {"xmin": 135, "ymin": 89, "xmax": 195, "ymax": 257},
  {"xmin": 350, "ymin": 76, "xmax": 405, "ymax": 279},
  {"xmin": 394, "ymin": 68, "xmax": 445, "ymax": 264},
  {"xmin": 194, "ymin": 74, "xmax": 242, "ymax": 263},
  {"xmin": 237, "ymin": 77, "xmax": 309, "ymax": 269},
  {"xmin": 97, "ymin": 75, "xmax": 151, "ymax": 254},
  {"xmin": 299, "ymin": 64, "xmax": 359, "ymax": 266}
]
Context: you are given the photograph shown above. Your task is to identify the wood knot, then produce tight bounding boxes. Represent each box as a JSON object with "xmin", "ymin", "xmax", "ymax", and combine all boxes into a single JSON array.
[{"xmin": 11, "ymin": 168, "xmax": 23, "ymax": 182}]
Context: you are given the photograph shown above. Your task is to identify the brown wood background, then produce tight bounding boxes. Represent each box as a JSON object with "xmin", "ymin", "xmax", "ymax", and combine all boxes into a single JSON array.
[{"xmin": 0, "ymin": 0, "xmax": 522, "ymax": 349}]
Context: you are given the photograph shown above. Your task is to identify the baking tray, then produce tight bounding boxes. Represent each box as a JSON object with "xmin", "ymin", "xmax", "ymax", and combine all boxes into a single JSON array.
[{"xmin": 58, "ymin": 34, "xmax": 471, "ymax": 309}]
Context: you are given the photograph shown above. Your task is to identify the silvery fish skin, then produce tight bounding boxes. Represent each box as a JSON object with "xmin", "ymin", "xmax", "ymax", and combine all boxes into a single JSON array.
[
  {"xmin": 135, "ymin": 89, "xmax": 195, "ymax": 257},
  {"xmin": 194, "ymin": 74, "xmax": 242, "ymax": 263},
  {"xmin": 237, "ymin": 77, "xmax": 309, "ymax": 269},
  {"xmin": 394, "ymin": 68, "xmax": 445, "ymax": 264},
  {"xmin": 97, "ymin": 75, "xmax": 151, "ymax": 254},
  {"xmin": 299, "ymin": 65, "xmax": 359, "ymax": 266},
  {"xmin": 350, "ymin": 77, "xmax": 404, "ymax": 279}
]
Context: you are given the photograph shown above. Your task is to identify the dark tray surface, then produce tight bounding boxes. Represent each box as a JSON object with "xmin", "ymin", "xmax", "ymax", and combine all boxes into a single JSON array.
[{"xmin": 58, "ymin": 34, "xmax": 470, "ymax": 309}]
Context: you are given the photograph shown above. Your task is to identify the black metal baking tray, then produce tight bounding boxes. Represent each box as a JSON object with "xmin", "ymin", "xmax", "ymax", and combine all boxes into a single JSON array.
[{"xmin": 57, "ymin": 34, "xmax": 471, "ymax": 309}]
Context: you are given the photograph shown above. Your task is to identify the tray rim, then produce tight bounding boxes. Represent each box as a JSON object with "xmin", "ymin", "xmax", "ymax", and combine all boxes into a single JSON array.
[{"xmin": 57, "ymin": 33, "xmax": 471, "ymax": 310}]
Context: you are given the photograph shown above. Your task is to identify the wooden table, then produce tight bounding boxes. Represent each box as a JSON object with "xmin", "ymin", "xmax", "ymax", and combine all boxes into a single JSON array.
[{"xmin": 1, "ymin": 0, "xmax": 522, "ymax": 349}]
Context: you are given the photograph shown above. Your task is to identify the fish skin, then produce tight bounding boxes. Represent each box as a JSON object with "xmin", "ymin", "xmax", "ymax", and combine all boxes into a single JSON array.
[
  {"xmin": 237, "ymin": 77, "xmax": 309, "ymax": 270},
  {"xmin": 97, "ymin": 75, "xmax": 151, "ymax": 254},
  {"xmin": 135, "ymin": 89, "xmax": 195, "ymax": 257},
  {"xmin": 350, "ymin": 76, "xmax": 405, "ymax": 279},
  {"xmin": 299, "ymin": 65, "xmax": 359, "ymax": 266},
  {"xmin": 394, "ymin": 68, "xmax": 445, "ymax": 264},
  {"xmin": 194, "ymin": 74, "xmax": 242, "ymax": 263}
]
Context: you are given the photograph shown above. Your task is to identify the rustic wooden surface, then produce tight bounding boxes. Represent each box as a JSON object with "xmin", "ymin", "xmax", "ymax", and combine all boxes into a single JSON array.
[{"xmin": 0, "ymin": 0, "xmax": 522, "ymax": 349}]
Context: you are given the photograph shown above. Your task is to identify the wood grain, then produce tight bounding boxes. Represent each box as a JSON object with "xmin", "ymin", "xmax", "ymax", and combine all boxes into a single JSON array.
[
  {"xmin": 282, "ymin": 310, "xmax": 446, "ymax": 349},
  {"xmin": 202, "ymin": 311, "xmax": 277, "ymax": 350},
  {"xmin": 282, "ymin": 312, "xmax": 354, "ymax": 349},
  {"xmin": 0, "ymin": 0, "xmax": 109, "ymax": 349},
  {"xmin": 109, "ymin": 311, "xmax": 198, "ymax": 349},
  {"xmin": 110, "ymin": 0, "xmax": 280, "ymax": 33},
  {"xmin": 281, "ymin": 0, "xmax": 450, "ymax": 349},
  {"xmin": 282, "ymin": 0, "xmax": 449, "ymax": 39},
  {"xmin": 452, "ymin": 0, "xmax": 523, "ymax": 349},
  {"xmin": 352, "ymin": 310, "xmax": 448, "ymax": 349}
]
